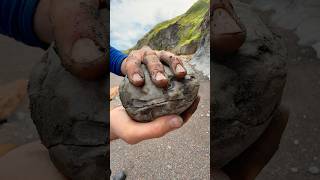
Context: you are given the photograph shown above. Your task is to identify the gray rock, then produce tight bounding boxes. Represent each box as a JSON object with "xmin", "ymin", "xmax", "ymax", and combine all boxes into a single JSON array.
[
  {"xmin": 290, "ymin": 167, "xmax": 299, "ymax": 173},
  {"xmin": 212, "ymin": 1, "xmax": 287, "ymax": 167},
  {"xmin": 28, "ymin": 9, "xmax": 109, "ymax": 179},
  {"xmin": 28, "ymin": 45, "xmax": 108, "ymax": 180},
  {"xmin": 112, "ymin": 171, "xmax": 126, "ymax": 180},
  {"xmin": 119, "ymin": 62, "xmax": 200, "ymax": 122},
  {"xmin": 308, "ymin": 166, "xmax": 320, "ymax": 175}
]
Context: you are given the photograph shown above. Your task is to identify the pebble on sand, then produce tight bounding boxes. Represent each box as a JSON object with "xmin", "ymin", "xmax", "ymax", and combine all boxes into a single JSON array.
[
  {"xmin": 290, "ymin": 167, "xmax": 299, "ymax": 173},
  {"xmin": 308, "ymin": 166, "xmax": 320, "ymax": 175}
]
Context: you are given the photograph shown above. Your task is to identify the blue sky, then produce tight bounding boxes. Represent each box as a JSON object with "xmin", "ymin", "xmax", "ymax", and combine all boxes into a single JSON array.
[{"xmin": 110, "ymin": 0, "xmax": 198, "ymax": 50}]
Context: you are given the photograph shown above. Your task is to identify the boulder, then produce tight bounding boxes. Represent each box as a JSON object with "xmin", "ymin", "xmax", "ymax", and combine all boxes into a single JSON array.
[
  {"xmin": 28, "ymin": 46, "xmax": 108, "ymax": 180},
  {"xmin": 29, "ymin": 8, "xmax": 109, "ymax": 179},
  {"xmin": 212, "ymin": 1, "xmax": 287, "ymax": 167},
  {"xmin": 119, "ymin": 63, "xmax": 200, "ymax": 122}
]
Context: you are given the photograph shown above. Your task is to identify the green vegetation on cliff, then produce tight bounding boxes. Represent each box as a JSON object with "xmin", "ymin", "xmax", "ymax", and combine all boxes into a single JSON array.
[{"xmin": 128, "ymin": 0, "xmax": 209, "ymax": 55}]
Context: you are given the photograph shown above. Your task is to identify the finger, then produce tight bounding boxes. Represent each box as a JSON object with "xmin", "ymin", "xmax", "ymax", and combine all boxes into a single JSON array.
[
  {"xmin": 143, "ymin": 51, "xmax": 168, "ymax": 88},
  {"xmin": 181, "ymin": 96, "xmax": 201, "ymax": 123},
  {"xmin": 159, "ymin": 51, "xmax": 187, "ymax": 79},
  {"xmin": 140, "ymin": 46, "xmax": 153, "ymax": 52},
  {"xmin": 125, "ymin": 51, "xmax": 145, "ymax": 86},
  {"xmin": 129, "ymin": 115, "xmax": 183, "ymax": 144},
  {"xmin": 51, "ymin": 0, "xmax": 107, "ymax": 80}
]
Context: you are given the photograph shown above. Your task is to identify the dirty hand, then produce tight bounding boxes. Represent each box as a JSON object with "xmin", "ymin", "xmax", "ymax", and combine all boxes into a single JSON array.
[
  {"xmin": 110, "ymin": 96, "xmax": 200, "ymax": 144},
  {"xmin": 34, "ymin": 0, "xmax": 107, "ymax": 80},
  {"xmin": 121, "ymin": 46, "xmax": 187, "ymax": 88}
]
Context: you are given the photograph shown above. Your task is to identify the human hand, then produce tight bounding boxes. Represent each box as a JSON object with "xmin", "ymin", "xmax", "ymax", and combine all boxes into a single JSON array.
[
  {"xmin": 110, "ymin": 96, "xmax": 200, "ymax": 144},
  {"xmin": 34, "ymin": 0, "xmax": 108, "ymax": 80},
  {"xmin": 121, "ymin": 46, "xmax": 187, "ymax": 88}
]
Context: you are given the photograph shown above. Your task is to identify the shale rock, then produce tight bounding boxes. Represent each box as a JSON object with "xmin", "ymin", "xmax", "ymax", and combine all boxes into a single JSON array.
[
  {"xmin": 119, "ymin": 62, "xmax": 200, "ymax": 122},
  {"xmin": 212, "ymin": 1, "xmax": 287, "ymax": 167},
  {"xmin": 28, "ymin": 46, "xmax": 108, "ymax": 180}
]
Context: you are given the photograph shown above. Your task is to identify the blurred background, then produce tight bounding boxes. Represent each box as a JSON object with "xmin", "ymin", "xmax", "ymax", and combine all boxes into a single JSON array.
[
  {"xmin": 0, "ymin": 0, "xmax": 319, "ymax": 179},
  {"xmin": 241, "ymin": 0, "xmax": 320, "ymax": 179}
]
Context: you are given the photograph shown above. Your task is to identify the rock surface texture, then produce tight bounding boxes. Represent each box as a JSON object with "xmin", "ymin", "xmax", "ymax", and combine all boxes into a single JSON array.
[
  {"xmin": 28, "ymin": 46, "xmax": 108, "ymax": 180},
  {"xmin": 212, "ymin": 1, "xmax": 287, "ymax": 168},
  {"xmin": 119, "ymin": 63, "xmax": 200, "ymax": 122}
]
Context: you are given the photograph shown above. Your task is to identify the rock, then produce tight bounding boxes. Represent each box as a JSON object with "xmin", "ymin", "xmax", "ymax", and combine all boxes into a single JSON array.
[
  {"xmin": 119, "ymin": 62, "xmax": 199, "ymax": 122},
  {"xmin": 308, "ymin": 166, "xmax": 320, "ymax": 175},
  {"xmin": 190, "ymin": 11, "xmax": 210, "ymax": 79},
  {"xmin": 0, "ymin": 80, "xmax": 28, "ymax": 121},
  {"xmin": 112, "ymin": 171, "xmax": 126, "ymax": 180},
  {"xmin": 16, "ymin": 112, "xmax": 26, "ymax": 120},
  {"xmin": 290, "ymin": 167, "xmax": 299, "ymax": 173},
  {"xmin": 28, "ymin": 45, "xmax": 108, "ymax": 179},
  {"xmin": 212, "ymin": 1, "xmax": 287, "ymax": 168},
  {"xmin": 29, "ymin": 9, "xmax": 109, "ymax": 179}
]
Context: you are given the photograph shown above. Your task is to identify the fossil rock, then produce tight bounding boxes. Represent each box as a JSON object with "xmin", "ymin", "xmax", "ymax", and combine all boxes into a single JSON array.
[
  {"xmin": 212, "ymin": 1, "xmax": 287, "ymax": 168},
  {"xmin": 28, "ymin": 46, "xmax": 108, "ymax": 180},
  {"xmin": 119, "ymin": 62, "xmax": 200, "ymax": 122},
  {"xmin": 28, "ymin": 9, "xmax": 109, "ymax": 180}
]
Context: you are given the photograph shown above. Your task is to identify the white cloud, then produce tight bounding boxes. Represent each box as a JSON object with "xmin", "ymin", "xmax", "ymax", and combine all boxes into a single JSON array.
[{"xmin": 110, "ymin": 0, "xmax": 198, "ymax": 50}]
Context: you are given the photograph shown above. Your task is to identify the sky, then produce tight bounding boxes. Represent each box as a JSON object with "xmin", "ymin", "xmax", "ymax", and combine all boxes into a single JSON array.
[{"xmin": 110, "ymin": 0, "xmax": 198, "ymax": 50}]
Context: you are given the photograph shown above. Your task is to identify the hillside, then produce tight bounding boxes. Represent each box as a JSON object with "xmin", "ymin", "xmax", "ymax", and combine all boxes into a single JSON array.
[{"xmin": 127, "ymin": 0, "xmax": 209, "ymax": 55}]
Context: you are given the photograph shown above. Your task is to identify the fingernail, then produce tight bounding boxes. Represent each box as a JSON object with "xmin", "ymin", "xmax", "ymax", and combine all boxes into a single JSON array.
[
  {"xmin": 133, "ymin": 73, "xmax": 143, "ymax": 82},
  {"xmin": 169, "ymin": 116, "xmax": 183, "ymax": 128},
  {"xmin": 156, "ymin": 72, "xmax": 166, "ymax": 81},
  {"xmin": 176, "ymin": 64, "xmax": 185, "ymax": 73}
]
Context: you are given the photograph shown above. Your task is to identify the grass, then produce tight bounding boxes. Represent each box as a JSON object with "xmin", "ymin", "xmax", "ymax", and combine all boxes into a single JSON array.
[{"xmin": 128, "ymin": 0, "xmax": 209, "ymax": 53}]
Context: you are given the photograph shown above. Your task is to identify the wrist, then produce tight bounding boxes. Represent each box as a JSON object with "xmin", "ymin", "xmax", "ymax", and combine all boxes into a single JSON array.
[
  {"xmin": 120, "ymin": 57, "xmax": 128, "ymax": 76},
  {"xmin": 110, "ymin": 107, "xmax": 124, "ymax": 142}
]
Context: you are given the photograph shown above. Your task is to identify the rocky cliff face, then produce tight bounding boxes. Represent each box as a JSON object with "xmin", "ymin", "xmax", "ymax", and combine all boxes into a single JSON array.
[
  {"xmin": 190, "ymin": 11, "xmax": 210, "ymax": 78},
  {"xmin": 128, "ymin": 0, "xmax": 209, "ymax": 55}
]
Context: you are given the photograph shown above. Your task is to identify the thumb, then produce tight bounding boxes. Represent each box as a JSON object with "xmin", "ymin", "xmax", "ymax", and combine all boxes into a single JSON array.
[{"xmin": 131, "ymin": 115, "xmax": 183, "ymax": 144}]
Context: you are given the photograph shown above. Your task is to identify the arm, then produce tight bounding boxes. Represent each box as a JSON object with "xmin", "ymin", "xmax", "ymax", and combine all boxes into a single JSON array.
[
  {"xmin": 1, "ymin": 0, "xmax": 107, "ymax": 80},
  {"xmin": 0, "ymin": 0, "xmax": 49, "ymax": 48},
  {"xmin": 0, "ymin": 0, "xmax": 124, "ymax": 77},
  {"xmin": 110, "ymin": 46, "xmax": 127, "ymax": 75}
]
